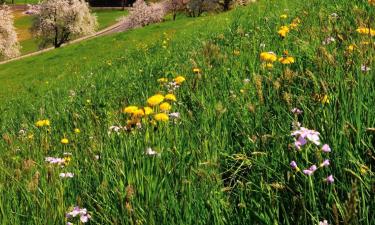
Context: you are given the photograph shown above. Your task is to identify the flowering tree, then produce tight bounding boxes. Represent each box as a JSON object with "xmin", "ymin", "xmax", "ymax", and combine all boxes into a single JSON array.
[
  {"xmin": 32, "ymin": 0, "xmax": 97, "ymax": 48},
  {"xmin": 121, "ymin": 0, "xmax": 167, "ymax": 29},
  {"xmin": 0, "ymin": 5, "xmax": 21, "ymax": 59},
  {"xmin": 165, "ymin": 0, "xmax": 189, "ymax": 20}
]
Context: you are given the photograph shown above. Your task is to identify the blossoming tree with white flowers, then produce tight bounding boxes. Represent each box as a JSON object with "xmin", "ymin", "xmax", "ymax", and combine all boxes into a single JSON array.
[
  {"xmin": 31, "ymin": 0, "xmax": 97, "ymax": 48},
  {"xmin": 121, "ymin": 0, "xmax": 167, "ymax": 29},
  {"xmin": 0, "ymin": 5, "xmax": 21, "ymax": 59}
]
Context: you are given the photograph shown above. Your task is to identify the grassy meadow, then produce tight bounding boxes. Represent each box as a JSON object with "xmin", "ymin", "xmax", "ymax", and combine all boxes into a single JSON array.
[{"xmin": 0, "ymin": 0, "xmax": 374, "ymax": 224}]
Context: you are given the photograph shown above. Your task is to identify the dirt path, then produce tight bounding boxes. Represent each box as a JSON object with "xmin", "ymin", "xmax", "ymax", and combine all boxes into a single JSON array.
[{"xmin": 0, "ymin": 6, "xmax": 129, "ymax": 65}]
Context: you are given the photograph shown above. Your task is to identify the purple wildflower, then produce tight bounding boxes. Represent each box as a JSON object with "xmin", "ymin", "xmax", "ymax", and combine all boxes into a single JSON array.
[
  {"xmin": 303, "ymin": 169, "xmax": 314, "ymax": 176},
  {"xmin": 319, "ymin": 220, "xmax": 329, "ymax": 225},
  {"xmin": 303, "ymin": 165, "xmax": 317, "ymax": 176},
  {"xmin": 295, "ymin": 135, "xmax": 308, "ymax": 150},
  {"xmin": 320, "ymin": 159, "xmax": 330, "ymax": 167},
  {"xmin": 169, "ymin": 112, "xmax": 180, "ymax": 119},
  {"xmin": 309, "ymin": 165, "xmax": 317, "ymax": 172},
  {"xmin": 66, "ymin": 206, "xmax": 91, "ymax": 223},
  {"xmin": 322, "ymin": 144, "xmax": 331, "ymax": 153},
  {"xmin": 80, "ymin": 214, "xmax": 91, "ymax": 223},
  {"xmin": 291, "ymin": 108, "xmax": 303, "ymax": 115},
  {"xmin": 292, "ymin": 127, "xmax": 321, "ymax": 146},
  {"xmin": 325, "ymin": 175, "xmax": 334, "ymax": 184},
  {"xmin": 45, "ymin": 157, "xmax": 65, "ymax": 165},
  {"xmin": 290, "ymin": 161, "xmax": 298, "ymax": 169}
]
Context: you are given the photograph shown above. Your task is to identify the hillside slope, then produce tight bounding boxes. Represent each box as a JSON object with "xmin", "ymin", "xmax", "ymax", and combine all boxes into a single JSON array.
[{"xmin": 0, "ymin": 0, "xmax": 374, "ymax": 224}]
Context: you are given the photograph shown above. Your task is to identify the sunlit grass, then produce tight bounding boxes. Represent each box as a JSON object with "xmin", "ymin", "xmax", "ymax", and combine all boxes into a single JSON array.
[{"xmin": 0, "ymin": 0, "xmax": 374, "ymax": 224}]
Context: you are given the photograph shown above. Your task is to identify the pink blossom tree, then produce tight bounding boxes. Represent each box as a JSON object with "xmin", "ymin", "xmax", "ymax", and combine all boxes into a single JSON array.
[
  {"xmin": 32, "ymin": 0, "xmax": 97, "ymax": 48},
  {"xmin": 121, "ymin": 0, "xmax": 167, "ymax": 29},
  {"xmin": 0, "ymin": 5, "xmax": 21, "ymax": 59}
]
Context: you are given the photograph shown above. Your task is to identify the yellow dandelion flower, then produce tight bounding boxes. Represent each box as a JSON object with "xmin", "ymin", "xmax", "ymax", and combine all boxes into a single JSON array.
[
  {"xmin": 174, "ymin": 76, "xmax": 186, "ymax": 84},
  {"xmin": 290, "ymin": 22, "xmax": 298, "ymax": 29},
  {"xmin": 144, "ymin": 107, "xmax": 153, "ymax": 115},
  {"xmin": 61, "ymin": 138, "xmax": 69, "ymax": 144},
  {"xmin": 265, "ymin": 63, "xmax": 274, "ymax": 69},
  {"xmin": 35, "ymin": 120, "xmax": 45, "ymax": 127},
  {"xmin": 279, "ymin": 56, "xmax": 295, "ymax": 64},
  {"xmin": 35, "ymin": 119, "xmax": 50, "ymax": 127},
  {"xmin": 147, "ymin": 94, "xmax": 164, "ymax": 106},
  {"xmin": 154, "ymin": 113, "xmax": 169, "ymax": 122},
  {"xmin": 164, "ymin": 94, "xmax": 177, "ymax": 102},
  {"xmin": 74, "ymin": 128, "xmax": 81, "ymax": 134},
  {"xmin": 193, "ymin": 68, "xmax": 201, "ymax": 74},
  {"xmin": 159, "ymin": 102, "xmax": 172, "ymax": 112},
  {"xmin": 347, "ymin": 44, "xmax": 356, "ymax": 51},
  {"xmin": 280, "ymin": 14, "xmax": 288, "ymax": 19},
  {"xmin": 124, "ymin": 106, "xmax": 139, "ymax": 114},
  {"xmin": 321, "ymin": 95, "xmax": 330, "ymax": 104},
  {"xmin": 157, "ymin": 78, "xmax": 168, "ymax": 83},
  {"xmin": 44, "ymin": 120, "xmax": 50, "ymax": 126},
  {"xmin": 356, "ymin": 27, "xmax": 375, "ymax": 36},
  {"xmin": 278, "ymin": 26, "xmax": 290, "ymax": 38},
  {"xmin": 133, "ymin": 109, "xmax": 145, "ymax": 117},
  {"xmin": 292, "ymin": 17, "xmax": 301, "ymax": 24},
  {"xmin": 260, "ymin": 52, "xmax": 277, "ymax": 62},
  {"xmin": 233, "ymin": 50, "xmax": 240, "ymax": 56}
]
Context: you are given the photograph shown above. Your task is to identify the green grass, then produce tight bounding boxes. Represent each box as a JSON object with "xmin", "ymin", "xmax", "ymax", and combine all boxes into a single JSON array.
[
  {"xmin": 5, "ymin": 0, "xmax": 40, "ymax": 4},
  {"xmin": 94, "ymin": 9, "xmax": 128, "ymax": 30},
  {"xmin": 0, "ymin": 0, "xmax": 375, "ymax": 224},
  {"xmin": 12, "ymin": 9, "xmax": 128, "ymax": 55}
]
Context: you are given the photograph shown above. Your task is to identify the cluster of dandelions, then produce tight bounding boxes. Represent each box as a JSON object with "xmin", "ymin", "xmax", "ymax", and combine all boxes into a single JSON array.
[
  {"xmin": 257, "ymin": 16, "xmax": 302, "ymax": 69},
  {"xmin": 277, "ymin": 16, "xmax": 301, "ymax": 38},
  {"xmin": 259, "ymin": 50, "xmax": 295, "ymax": 69},
  {"xmin": 110, "ymin": 75, "xmax": 186, "ymax": 133}
]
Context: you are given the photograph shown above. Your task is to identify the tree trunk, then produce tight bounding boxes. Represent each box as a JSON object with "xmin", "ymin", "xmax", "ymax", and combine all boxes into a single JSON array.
[{"xmin": 223, "ymin": 0, "xmax": 231, "ymax": 11}]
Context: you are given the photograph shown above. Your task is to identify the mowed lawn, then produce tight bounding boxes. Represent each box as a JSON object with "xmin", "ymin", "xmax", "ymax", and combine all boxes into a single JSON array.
[{"xmin": 11, "ymin": 8, "xmax": 128, "ymax": 55}]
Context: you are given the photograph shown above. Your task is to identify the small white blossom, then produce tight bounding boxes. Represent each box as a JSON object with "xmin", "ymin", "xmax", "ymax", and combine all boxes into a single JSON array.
[
  {"xmin": 145, "ymin": 147, "xmax": 160, "ymax": 156},
  {"xmin": 59, "ymin": 172, "xmax": 74, "ymax": 178},
  {"xmin": 361, "ymin": 65, "xmax": 371, "ymax": 72}
]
